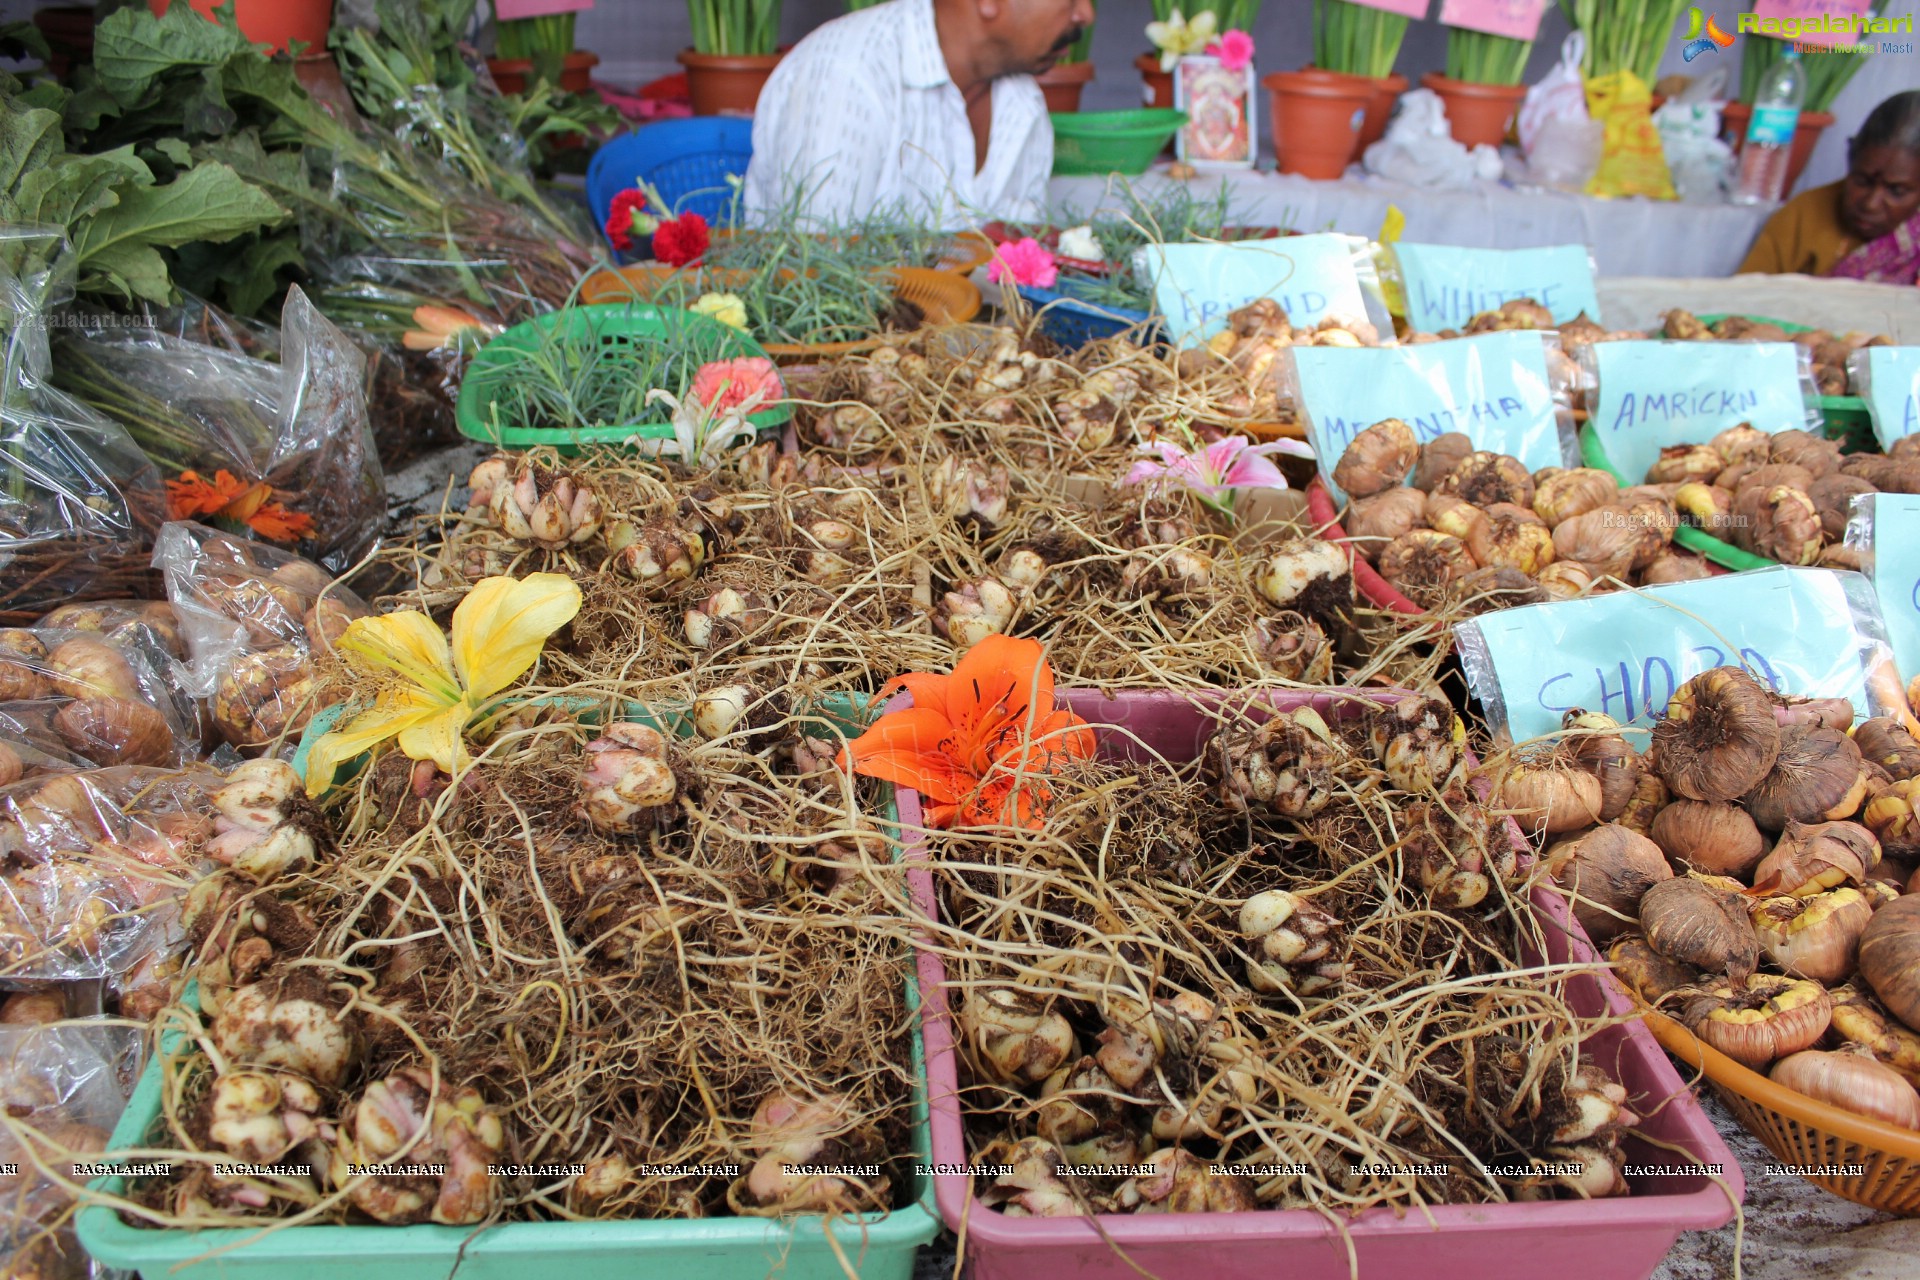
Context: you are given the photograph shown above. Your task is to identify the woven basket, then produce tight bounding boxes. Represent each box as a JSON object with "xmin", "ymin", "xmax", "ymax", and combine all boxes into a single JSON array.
[{"xmin": 1642, "ymin": 1008, "xmax": 1920, "ymax": 1214}]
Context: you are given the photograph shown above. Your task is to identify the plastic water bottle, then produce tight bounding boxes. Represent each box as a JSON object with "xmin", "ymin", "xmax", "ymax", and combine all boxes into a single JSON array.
[{"xmin": 1733, "ymin": 49, "xmax": 1805, "ymax": 205}]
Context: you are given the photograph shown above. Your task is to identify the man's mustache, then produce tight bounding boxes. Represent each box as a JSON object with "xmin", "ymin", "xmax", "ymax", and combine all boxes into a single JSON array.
[{"xmin": 1049, "ymin": 25, "xmax": 1086, "ymax": 53}]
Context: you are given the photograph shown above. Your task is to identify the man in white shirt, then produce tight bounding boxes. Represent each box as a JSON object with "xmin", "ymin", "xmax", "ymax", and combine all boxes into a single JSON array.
[{"xmin": 744, "ymin": 0, "xmax": 1091, "ymax": 230}]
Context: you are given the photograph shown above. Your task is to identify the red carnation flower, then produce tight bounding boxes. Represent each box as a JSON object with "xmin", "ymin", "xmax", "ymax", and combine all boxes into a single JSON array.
[
  {"xmin": 605, "ymin": 188, "xmax": 648, "ymax": 253},
  {"xmin": 653, "ymin": 212, "xmax": 710, "ymax": 268}
]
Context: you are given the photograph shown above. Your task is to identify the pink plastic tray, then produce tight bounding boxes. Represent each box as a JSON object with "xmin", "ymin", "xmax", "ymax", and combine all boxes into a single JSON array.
[{"xmin": 900, "ymin": 687, "xmax": 1742, "ymax": 1280}]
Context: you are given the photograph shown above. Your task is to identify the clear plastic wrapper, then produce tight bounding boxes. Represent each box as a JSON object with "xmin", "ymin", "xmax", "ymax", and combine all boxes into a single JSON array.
[
  {"xmin": 152, "ymin": 523, "xmax": 364, "ymax": 753},
  {"xmin": 0, "ymin": 227, "xmax": 167, "ymax": 625},
  {"xmin": 1578, "ymin": 337, "xmax": 1822, "ymax": 485},
  {"xmin": 1850, "ymin": 344, "xmax": 1920, "ymax": 452},
  {"xmin": 52, "ymin": 287, "xmax": 385, "ymax": 576},
  {"xmin": 1455, "ymin": 566, "xmax": 1907, "ymax": 746},
  {"xmin": 1847, "ymin": 492, "xmax": 1920, "ymax": 694},
  {"xmin": 0, "ymin": 765, "xmax": 220, "ymax": 981},
  {"xmin": 0, "ymin": 624, "xmax": 200, "ymax": 772},
  {"xmin": 1137, "ymin": 233, "xmax": 1395, "ymax": 349},
  {"xmin": 1, "ymin": 1020, "xmax": 143, "ymax": 1278},
  {"xmin": 1284, "ymin": 330, "xmax": 1579, "ymax": 502}
]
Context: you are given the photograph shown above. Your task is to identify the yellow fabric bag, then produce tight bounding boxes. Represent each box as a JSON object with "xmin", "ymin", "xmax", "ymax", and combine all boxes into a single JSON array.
[{"xmin": 1583, "ymin": 70, "xmax": 1676, "ymax": 201}]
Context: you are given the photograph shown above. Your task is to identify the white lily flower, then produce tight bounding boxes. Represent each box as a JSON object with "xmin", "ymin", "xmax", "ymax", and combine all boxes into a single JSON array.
[{"xmin": 1146, "ymin": 10, "xmax": 1218, "ymax": 71}]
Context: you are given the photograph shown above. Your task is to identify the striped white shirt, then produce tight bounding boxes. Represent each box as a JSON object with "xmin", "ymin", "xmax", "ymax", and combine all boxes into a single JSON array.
[{"xmin": 743, "ymin": 0, "xmax": 1053, "ymax": 231}]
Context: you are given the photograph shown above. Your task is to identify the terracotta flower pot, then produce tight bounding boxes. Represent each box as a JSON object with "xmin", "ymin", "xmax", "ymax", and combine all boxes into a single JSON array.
[
  {"xmin": 1038, "ymin": 60, "xmax": 1095, "ymax": 114},
  {"xmin": 1419, "ymin": 72, "xmax": 1528, "ymax": 150},
  {"xmin": 1297, "ymin": 67, "xmax": 1407, "ymax": 153},
  {"xmin": 149, "ymin": 0, "xmax": 331, "ymax": 54},
  {"xmin": 1263, "ymin": 70, "xmax": 1372, "ymax": 180},
  {"xmin": 1721, "ymin": 104, "xmax": 1835, "ymax": 197},
  {"xmin": 678, "ymin": 49, "xmax": 784, "ymax": 116},
  {"xmin": 487, "ymin": 51, "xmax": 601, "ymax": 96},
  {"xmin": 1136, "ymin": 52, "xmax": 1174, "ymax": 108},
  {"xmin": 32, "ymin": 5, "xmax": 93, "ymax": 79}
]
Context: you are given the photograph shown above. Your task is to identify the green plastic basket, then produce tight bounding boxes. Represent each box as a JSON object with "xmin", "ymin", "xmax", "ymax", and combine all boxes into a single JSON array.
[
  {"xmin": 1693, "ymin": 315, "xmax": 1870, "ymax": 452},
  {"xmin": 453, "ymin": 302, "xmax": 791, "ymax": 454},
  {"xmin": 78, "ymin": 694, "xmax": 940, "ymax": 1280},
  {"xmin": 1579, "ymin": 422, "xmax": 1774, "ymax": 572},
  {"xmin": 1049, "ymin": 108, "xmax": 1188, "ymax": 176}
]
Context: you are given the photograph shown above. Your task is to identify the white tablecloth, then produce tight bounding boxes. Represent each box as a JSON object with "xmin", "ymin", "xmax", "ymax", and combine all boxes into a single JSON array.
[{"xmin": 1047, "ymin": 169, "xmax": 1774, "ymax": 280}]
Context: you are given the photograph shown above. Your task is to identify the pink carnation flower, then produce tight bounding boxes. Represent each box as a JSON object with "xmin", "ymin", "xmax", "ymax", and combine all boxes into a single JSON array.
[
  {"xmin": 986, "ymin": 237, "xmax": 1059, "ymax": 289},
  {"xmin": 1206, "ymin": 29, "xmax": 1255, "ymax": 73},
  {"xmin": 691, "ymin": 357, "xmax": 782, "ymax": 415}
]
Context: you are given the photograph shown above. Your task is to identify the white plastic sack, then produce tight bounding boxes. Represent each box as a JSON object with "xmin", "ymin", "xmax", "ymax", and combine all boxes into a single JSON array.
[
  {"xmin": 1655, "ymin": 98, "xmax": 1735, "ymax": 204},
  {"xmin": 1362, "ymin": 89, "xmax": 1502, "ymax": 190},
  {"xmin": 1517, "ymin": 33, "xmax": 1604, "ymax": 192}
]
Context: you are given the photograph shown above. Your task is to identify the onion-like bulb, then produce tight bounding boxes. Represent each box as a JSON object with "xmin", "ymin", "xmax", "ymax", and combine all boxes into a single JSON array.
[
  {"xmin": 1650, "ymin": 667, "xmax": 1782, "ymax": 803},
  {"xmin": 1771, "ymin": 1050, "xmax": 1920, "ymax": 1129},
  {"xmin": 1749, "ymin": 888, "xmax": 1872, "ymax": 985},
  {"xmin": 1683, "ymin": 974, "xmax": 1831, "ymax": 1071},
  {"xmin": 1639, "ymin": 876, "xmax": 1758, "ymax": 980},
  {"xmin": 1544, "ymin": 824, "xmax": 1672, "ymax": 943},
  {"xmin": 964, "ymin": 989, "xmax": 1076, "ymax": 1085},
  {"xmin": 1492, "ymin": 753, "xmax": 1603, "ymax": 837},
  {"xmin": 1754, "ymin": 820, "xmax": 1878, "ymax": 897},
  {"xmin": 1859, "ymin": 894, "xmax": 1920, "ymax": 1034}
]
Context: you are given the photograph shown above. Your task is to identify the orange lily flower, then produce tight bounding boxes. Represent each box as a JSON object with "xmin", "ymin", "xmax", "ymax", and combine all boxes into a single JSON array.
[
  {"xmin": 838, "ymin": 635, "xmax": 1095, "ymax": 829},
  {"xmin": 166, "ymin": 470, "xmax": 315, "ymax": 542},
  {"xmin": 402, "ymin": 304, "xmax": 498, "ymax": 352}
]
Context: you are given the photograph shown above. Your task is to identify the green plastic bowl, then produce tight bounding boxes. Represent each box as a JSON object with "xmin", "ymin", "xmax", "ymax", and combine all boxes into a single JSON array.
[
  {"xmin": 453, "ymin": 302, "xmax": 791, "ymax": 454},
  {"xmin": 1050, "ymin": 108, "xmax": 1188, "ymax": 176},
  {"xmin": 1579, "ymin": 422, "xmax": 1774, "ymax": 572},
  {"xmin": 78, "ymin": 693, "xmax": 940, "ymax": 1280}
]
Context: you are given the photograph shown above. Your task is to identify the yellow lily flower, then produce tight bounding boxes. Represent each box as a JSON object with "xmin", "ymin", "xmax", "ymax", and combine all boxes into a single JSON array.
[
  {"xmin": 691, "ymin": 291, "xmax": 749, "ymax": 331},
  {"xmin": 1146, "ymin": 9, "xmax": 1218, "ymax": 70},
  {"xmin": 304, "ymin": 573, "xmax": 583, "ymax": 796}
]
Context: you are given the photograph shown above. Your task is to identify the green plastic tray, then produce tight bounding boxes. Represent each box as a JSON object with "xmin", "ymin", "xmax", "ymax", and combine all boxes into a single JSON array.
[
  {"xmin": 1693, "ymin": 314, "xmax": 1871, "ymax": 452},
  {"xmin": 1050, "ymin": 108, "xmax": 1187, "ymax": 176},
  {"xmin": 1579, "ymin": 422, "xmax": 1774, "ymax": 572},
  {"xmin": 453, "ymin": 302, "xmax": 791, "ymax": 454},
  {"xmin": 78, "ymin": 694, "xmax": 940, "ymax": 1280}
]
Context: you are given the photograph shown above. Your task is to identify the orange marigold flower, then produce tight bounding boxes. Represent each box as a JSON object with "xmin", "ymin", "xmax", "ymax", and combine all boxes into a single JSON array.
[{"xmin": 165, "ymin": 469, "xmax": 315, "ymax": 542}]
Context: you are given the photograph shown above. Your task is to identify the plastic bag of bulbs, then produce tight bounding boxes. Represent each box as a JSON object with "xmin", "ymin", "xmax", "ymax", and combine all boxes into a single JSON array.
[
  {"xmin": 0, "ymin": 1018, "xmax": 142, "ymax": 1279},
  {"xmin": 0, "ymin": 610, "xmax": 200, "ymax": 776},
  {"xmin": 151, "ymin": 522, "xmax": 367, "ymax": 754},
  {"xmin": 0, "ymin": 765, "xmax": 220, "ymax": 981}
]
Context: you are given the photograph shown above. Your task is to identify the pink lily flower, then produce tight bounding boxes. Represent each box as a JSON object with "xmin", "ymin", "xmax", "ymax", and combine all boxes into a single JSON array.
[
  {"xmin": 987, "ymin": 237, "xmax": 1059, "ymax": 289},
  {"xmin": 1124, "ymin": 435, "xmax": 1314, "ymax": 497},
  {"xmin": 1205, "ymin": 29, "xmax": 1255, "ymax": 74}
]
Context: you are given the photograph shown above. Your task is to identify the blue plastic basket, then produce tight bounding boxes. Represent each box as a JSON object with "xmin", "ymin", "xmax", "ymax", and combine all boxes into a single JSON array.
[
  {"xmin": 1016, "ymin": 277, "xmax": 1157, "ymax": 350},
  {"xmin": 587, "ymin": 118, "xmax": 754, "ymax": 257}
]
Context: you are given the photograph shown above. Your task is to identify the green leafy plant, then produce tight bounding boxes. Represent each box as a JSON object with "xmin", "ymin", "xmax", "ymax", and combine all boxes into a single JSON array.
[
  {"xmin": 1739, "ymin": 16, "xmax": 1878, "ymax": 111},
  {"xmin": 0, "ymin": 88, "xmax": 285, "ymax": 305},
  {"xmin": 1559, "ymin": 0, "xmax": 1689, "ymax": 84},
  {"xmin": 1314, "ymin": 0, "xmax": 1409, "ymax": 78},
  {"xmin": 687, "ymin": 0, "xmax": 782, "ymax": 56},
  {"xmin": 1444, "ymin": 27, "xmax": 1533, "ymax": 85},
  {"xmin": 495, "ymin": 12, "xmax": 578, "ymax": 88}
]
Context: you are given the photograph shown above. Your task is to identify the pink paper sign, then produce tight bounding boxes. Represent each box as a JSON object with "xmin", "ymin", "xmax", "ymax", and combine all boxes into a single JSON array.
[
  {"xmin": 1341, "ymin": 0, "xmax": 1430, "ymax": 18},
  {"xmin": 1749, "ymin": 0, "xmax": 1877, "ymax": 47},
  {"xmin": 1438, "ymin": 0, "xmax": 1549, "ymax": 41},
  {"xmin": 495, "ymin": 0, "xmax": 593, "ymax": 20}
]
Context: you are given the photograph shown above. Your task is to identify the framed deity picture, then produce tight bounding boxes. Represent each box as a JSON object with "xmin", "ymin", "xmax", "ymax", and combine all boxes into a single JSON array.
[{"xmin": 1174, "ymin": 55, "xmax": 1257, "ymax": 169}]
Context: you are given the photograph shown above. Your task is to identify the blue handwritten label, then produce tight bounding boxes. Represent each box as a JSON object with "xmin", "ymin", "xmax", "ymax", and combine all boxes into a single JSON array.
[
  {"xmin": 1590, "ymin": 340, "xmax": 1811, "ymax": 483},
  {"xmin": 1142, "ymin": 235, "xmax": 1375, "ymax": 346},
  {"xmin": 1294, "ymin": 331, "xmax": 1567, "ymax": 501},
  {"xmin": 1392, "ymin": 243, "xmax": 1601, "ymax": 333},
  {"xmin": 1864, "ymin": 346, "xmax": 1920, "ymax": 450},
  {"xmin": 1867, "ymin": 494, "xmax": 1920, "ymax": 683},
  {"xmin": 1457, "ymin": 567, "xmax": 1873, "ymax": 744}
]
